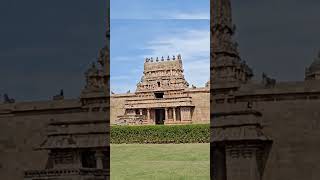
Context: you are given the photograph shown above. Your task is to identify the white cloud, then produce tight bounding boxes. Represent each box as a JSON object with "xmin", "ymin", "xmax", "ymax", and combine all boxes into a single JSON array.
[
  {"xmin": 111, "ymin": 56, "xmax": 133, "ymax": 62},
  {"xmin": 111, "ymin": 29, "xmax": 210, "ymax": 92},
  {"xmin": 110, "ymin": 75, "xmax": 132, "ymax": 80},
  {"xmin": 167, "ymin": 12, "xmax": 209, "ymax": 20},
  {"xmin": 111, "ymin": 81, "xmax": 137, "ymax": 94},
  {"xmin": 110, "ymin": 68, "xmax": 141, "ymax": 93}
]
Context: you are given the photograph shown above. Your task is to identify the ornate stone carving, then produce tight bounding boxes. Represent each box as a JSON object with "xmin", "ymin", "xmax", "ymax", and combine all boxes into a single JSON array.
[
  {"xmin": 137, "ymin": 54, "xmax": 189, "ymax": 92},
  {"xmin": 115, "ymin": 54, "xmax": 201, "ymax": 125},
  {"xmin": 212, "ymin": 0, "xmax": 253, "ymax": 92}
]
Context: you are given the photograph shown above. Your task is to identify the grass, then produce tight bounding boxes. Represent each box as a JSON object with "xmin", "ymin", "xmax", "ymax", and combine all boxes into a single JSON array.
[{"xmin": 111, "ymin": 143, "xmax": 210, "ymax": 180}]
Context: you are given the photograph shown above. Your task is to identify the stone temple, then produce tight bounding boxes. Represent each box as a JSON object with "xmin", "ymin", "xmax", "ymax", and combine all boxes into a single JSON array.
[
  {"xmin": 0, "ymin": 50, "xmax": 109, "ymax": 180},
  {"xmin": 211, "ymin": 0, "xmax": 320, "ymax": 180},
  {"xmin": 111, "ymin": 55, "xmax": 210, "ymax": 125}
]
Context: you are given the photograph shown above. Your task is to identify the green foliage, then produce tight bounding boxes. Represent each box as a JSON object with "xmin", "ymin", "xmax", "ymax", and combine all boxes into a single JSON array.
[{"xmin": 110, "ymin": 124, "xmax": 210, "ymax": 144}]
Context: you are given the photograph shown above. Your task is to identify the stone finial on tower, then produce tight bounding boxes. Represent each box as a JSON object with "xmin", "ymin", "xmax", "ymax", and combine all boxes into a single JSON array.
[
  {"xmin": 156, "ymin": 57, "xmax": 159, "ymax": 62},
  {"xmin": 161, "ymin": 56, "xmax": 164, "ymax": 61},
  {"xmin": 167, "ymin": 56, "xmax": 170, "ymax": 61},
  {"xmin": 177, "ymin": 54, "xmax": 181, "ymax": 60},
  {"xmin": 145, "ymin": 58, "xmax": 149, "ymax": 62},
  {"xmin": 211, "ymin": 0, "xmax": 253, "ymax": 86},
  {"xmin": 150, "ymin": 57, "xmax": 153, "ymax": 62},
  {"xmin": 3, "ymin": 93, "xmax": 15, "ymax": 103},
  {"xmin": 173, "ymin": 55, "xmax": 176, "ymax": 60},
  {"xmin": 213, "ymin": 0, "xmax": 233, "ymax": 30},
  {"xmin": 305, "ymin": 49, "xmax": 320, "ymax": 80}
]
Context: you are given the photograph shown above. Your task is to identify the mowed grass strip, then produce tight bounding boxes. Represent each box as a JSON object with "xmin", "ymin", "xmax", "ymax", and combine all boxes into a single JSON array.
[{"xmin": 111, "ymin": 143, "xmax": 209, "ymax": 180}]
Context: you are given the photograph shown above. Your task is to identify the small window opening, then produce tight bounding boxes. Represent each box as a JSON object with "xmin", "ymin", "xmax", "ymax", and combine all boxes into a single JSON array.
[
  {"xmin": 81, "ymin": 151, "xmax": 96, "ymax": 168},
  {"xmin": 154, "ymin": 92, "xmax": 164, "ymax": 98},
  {"xmin": 157, "ymin": 82, "xmax": 161, "ymax": 87}
]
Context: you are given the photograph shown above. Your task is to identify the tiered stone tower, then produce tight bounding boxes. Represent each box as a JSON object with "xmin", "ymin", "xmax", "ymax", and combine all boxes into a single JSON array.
[
  {"xmin": 24, "ymin": 51, "xmax": 109, "ymax": 180},
  {"xmin": 211, "ymin": 1, "xmax": 272, "ymax": 180},
  {"xmin": 136, "ymin": 54, "xmax": 189, "ymax": 92},
  {"xmin": 116, "ymin": 54, "xmax": 195, "ymax": 125},
  {"xmin": 211, "ymin": 0, "xmax": 253, "ymax": 95},
  {"xmin": 24, "ymin": 5, "xmax": 110, "ymax": 179}
]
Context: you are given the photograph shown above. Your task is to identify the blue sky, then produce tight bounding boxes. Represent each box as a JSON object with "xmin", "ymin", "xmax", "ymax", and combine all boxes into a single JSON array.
[{"xmin": 110, "ymin": 0, "xmax": 210, "ymax": 93}]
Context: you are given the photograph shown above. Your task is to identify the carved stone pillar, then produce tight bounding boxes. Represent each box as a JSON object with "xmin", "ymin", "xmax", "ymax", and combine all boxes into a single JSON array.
[
  {"xmin": 95, "ymin": 151, "xmax": 104, "ymax": 169},
  {"xmin": 185, "ymin": 107, "xmax": 191, "ymax": 121},
  {"xmin": 225, "ymin": 144, "xmax": 262, "ymax": 180},
  {"xmin": 173, "ymin": 107, "xmax": 176, "ymax": 121},
  {"xmin": 147, "ymin": 109, "xmax": 151, "ymax": 121},
  {"xmin": 165, "ymin": 108, "xmax": 168, "ymax": 121},
  {"xmin": 139, "ymin": 109, "xmax": 142, "ymax": 115}
]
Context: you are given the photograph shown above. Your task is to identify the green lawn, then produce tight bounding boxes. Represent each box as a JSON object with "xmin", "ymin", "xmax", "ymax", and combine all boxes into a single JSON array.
[{"xmin": 111, "ymin": 143, "xmax": 210, "ymax": 180}]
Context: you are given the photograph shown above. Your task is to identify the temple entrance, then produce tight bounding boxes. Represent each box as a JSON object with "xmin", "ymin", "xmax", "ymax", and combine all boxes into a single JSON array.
[{"xmin": 155, "ymin": 109, "xmax": 165, "ymax": 125}]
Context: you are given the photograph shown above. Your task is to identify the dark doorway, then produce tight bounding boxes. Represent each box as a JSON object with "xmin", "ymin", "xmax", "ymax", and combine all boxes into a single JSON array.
[
  {"xmin": 81, "ymin": 151, "xmax": 96, "ymax": 168},
  {"xmin": 155, "ymin": 109, "xmax": 165, "ymax": 125},
  {"xmin": 154, "ymin": 92, "xmax": 164, "ymax": 98},
  {"xmin": 211, "ymin": 144, "xmax": 226, "ymax": 180}
]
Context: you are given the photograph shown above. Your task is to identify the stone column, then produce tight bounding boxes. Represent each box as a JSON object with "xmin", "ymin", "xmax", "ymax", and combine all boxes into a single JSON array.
[
  {"xmin": 173, "ymin": 107, "xmax": 176, "ymax": 121},
  {"xmin": 95, "ymin": 151, "xmax": 104, "ymax": 169},
  {"xmin": 185, "ymin": 107, "xmax": 191, "ymax": 121},
  {"xmin": 165, "ymin": 108, "xmax": 168, "ymax": 121},
  {"xmin": 225, "ymin": 144, "xmax": 261, "ymax": 180},
  {"xmin": 139, "ymin": 109, "xmax": 143, "ymax": 115},
  {"xmin": 147, "ymin": 109, "xmax": 151, "ymax": 120}
]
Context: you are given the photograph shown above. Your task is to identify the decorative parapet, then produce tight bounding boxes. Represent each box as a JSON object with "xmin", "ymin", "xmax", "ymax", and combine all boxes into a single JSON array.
[
  {"xmin": 115, "ymin": 114, "xmax": 145, "ymax": 125},
  {"xmin": 143, "ymin": 56, "xmax": 183, "ymax": 73},
  {"xmin": 144, "ymin": 54, "xmax": 182, "ymax": 63},
  {"xmin": 24, "ymin": 168, "xmax": 109, "ymax": 179},
  {"xmin": 124, "ymin": 97, "xmax": 193, "ymax": 109}
]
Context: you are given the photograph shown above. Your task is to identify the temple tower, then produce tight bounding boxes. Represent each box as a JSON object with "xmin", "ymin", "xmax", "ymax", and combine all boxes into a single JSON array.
[
  {"xmin": 116, "ymin": 55, "xmax": 194, "ymax": 125},
  {"xmin": 24, "ymin": 4, "xmax": 110, "ymax": 178},
  {"xmin": 24, "ymin": 47, "xmax": 110, "ymax": 180},
  {"xmin": 211, "ymin": 0, "xmax": 253, "ymax": 95},
  {"xmin": 137, "ymin": 54, "xmax": 189, "ymax": 93}
]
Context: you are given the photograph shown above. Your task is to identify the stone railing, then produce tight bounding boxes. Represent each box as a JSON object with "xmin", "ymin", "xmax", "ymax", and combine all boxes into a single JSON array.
[
  {"xmin": 126, "ymin": 96, "xmax": 191, "ymax": 103},
  {"xmin": 115, "ymin": 114, "xmax": 145, "ymax": 125}
]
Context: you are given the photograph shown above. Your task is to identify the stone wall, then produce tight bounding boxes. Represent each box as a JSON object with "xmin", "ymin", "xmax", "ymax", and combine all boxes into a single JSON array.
[
  {"xmin": 0, "ymin": 99, "xmax": 110, "ymax": 180},
  {"xmin": 255, "ymin": 99, "xmax": 320, "ymax": 180},
  {"xmin": 186, "ymin": 88, "xmax": 210, "ymax": 123},
  {"xmin": 0, "ymin": 113, "xmax": 48, "ymax": 180},
  {"xmin": 110, "ymin": 93, "xmax": 135, "ymax": 124},
  {"xmin": 110, "ymin": 88, "xmax": 210, "ymax": 124},
  {"xmin": 212, "ymin": 97, "xmax": 320, "ymax": 179},
  {"xmin": 0, "ymin": 100, "xmax": 86, "ymax": 180}
]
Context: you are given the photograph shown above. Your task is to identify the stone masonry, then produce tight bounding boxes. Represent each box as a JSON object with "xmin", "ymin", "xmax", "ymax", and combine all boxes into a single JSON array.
[
  {"xmin": 110, "ymin": 54, "xmax": 210, "ymax": 125},
  {"xmin": 211, "ymin": 0, "xmax": 320, "ymax": 180}
]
